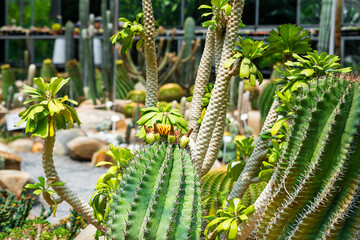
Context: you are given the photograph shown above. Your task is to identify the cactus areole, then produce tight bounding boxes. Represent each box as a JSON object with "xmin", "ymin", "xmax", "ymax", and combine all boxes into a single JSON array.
[{"xmin": 106, "ymin": 126, "xmax": 202, "ymax": 239}]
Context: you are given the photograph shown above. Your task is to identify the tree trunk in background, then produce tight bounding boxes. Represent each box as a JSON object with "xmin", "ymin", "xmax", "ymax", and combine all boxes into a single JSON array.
[{"xmin": 335, "ymin": 0, "xmax": 342, "ymax": 57}]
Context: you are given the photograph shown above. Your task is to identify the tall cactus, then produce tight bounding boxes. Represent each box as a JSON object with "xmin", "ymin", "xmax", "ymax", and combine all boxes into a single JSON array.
[
  {"xmin": 65, "ymin": 21, "xmax": 74, "ymax": 62},
  {"xmin": 0, "ymin": 155, "xmax": 4, "ymax": 170},
  {"xmin": 115, "ymin": 60, "xmax": 134, "ymax": 99},
  {"xmin": 40, "ymin": 59, "xmax": 57, "ymax": 82},
  {"xmin": 106, "ymin": 133, "xmax": 202, "ymax": 239},
  {"xmin": 0, "ymin": 64, "xmax": 17, "ymax": 105},
  {"xmin": 317, "ymin": 0, "xmax": 334, "ymax": 53},
  {"xmin": 79, "ymin": 0, "xmax": 89, "ymax": 80},
  {"xmin": 255, "ymin": 75, "xmax": 360, "ymax": 239},
  {"xmin": 102, "ymin": 2, "xmax": 113, "ymax": 100},
  {"xmin": 183, "ymin": 17, "xmax": 196, "ymax": 88},
  {"xmin": 66, "ymin": 59, "xmax": 85, "ymax": 99},
  {"xmin": 84, "ymin": 14, "xmax": 98, "ymax": 104}
]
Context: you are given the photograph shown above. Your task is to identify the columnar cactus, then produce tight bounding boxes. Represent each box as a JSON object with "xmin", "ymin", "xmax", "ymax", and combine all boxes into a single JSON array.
[
  {"xmin": 40, "ymin": 59, "xmax": 57, "ymax": 83},
  {"xmin": 254, "ymin": 76, "xmax": 360, "ymax": 239},
  {"xmin": 66, "ymin": 59, "xmax": 85, "ymax": 99},
  {"xmin": 65, "ymin": 21, "xmax": 74, "ymax": 62},
  {"xmin": 0, "ymin": 64, "xmax": 17, "ymax": 104},
  {"xmin": 79, "ymin": 0, "xmax": 89, "ymax": 80},
  {"xmin": 106, "ymin": 128, "xmax": 202, "ymax": 239}
]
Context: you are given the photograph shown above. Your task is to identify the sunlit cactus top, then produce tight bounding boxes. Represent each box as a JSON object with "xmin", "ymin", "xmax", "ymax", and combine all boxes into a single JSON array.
[{"xmin": 15, "ymin": 77, "xmax": 81, "ymax": 138}]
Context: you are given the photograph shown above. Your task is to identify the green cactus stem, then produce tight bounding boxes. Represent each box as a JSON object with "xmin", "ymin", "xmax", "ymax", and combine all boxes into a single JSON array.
[
  {"xmin": 115, "ymin": 60, "xmax": 134, "ymax": 100},
  {"xmin": 65, "ymin": 21, "xmax": 74, "ymax": 62},
  {"xmin": 259, "ymin": 81, "xmax": 276, "ymax": 124},
  {"xmin": 79, "ymin": 0, "xmax": 89, "ymax": 80},
  {"xmin": 193, "ymin": 0, "xmax": 246, "ymax": 172},
  {"xmin": 40, "ymin": 59, "xmax": 57, "ymax": 83},
  {"xmin": 66, "ymin": 59, "xmax": 85, "ymax": 99},
  {"xmin": 254, "ymin": 75, "xmax": 360, "ymax": 239},
  {"xmin": 142, "ymin": 0, "xmax": 159, "ymax": 107},
  {"xmin": 1, "ymin": 64, "xmax": 17, "ymax": 105},
  {"xmin": 106, "ymin": 132, "xmax": 201, "ymax": 239},
  {"xmin": 183, "ymin": 17, "xmax": 196, "ymax": 86}
]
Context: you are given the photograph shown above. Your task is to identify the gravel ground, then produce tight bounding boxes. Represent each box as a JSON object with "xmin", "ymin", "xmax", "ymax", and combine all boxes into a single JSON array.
[{"xmin": 19, "ymin": 152, "xmax": 107, "ymax": 224}]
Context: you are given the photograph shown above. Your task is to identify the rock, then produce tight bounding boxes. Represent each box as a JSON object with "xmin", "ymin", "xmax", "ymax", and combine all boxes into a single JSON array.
[
  {"xmin": 134, "ymin": 82, "xmax": 146, "ymax": 91},
  {"xmin": 75, "ymin": 108, "xmax": 125, "ymax": 132},
  {"xmin": 0, "ymin": 151, "xmax": 22, "ymax": 170},
  {"xmin": 91, "ymin": 147, "xmax": 115, "ymax": 167},
  {"xmin": 54, "ymin": 128, "xmax": 86, "ymax": 156},
  {"xmin": 32, "ymin": 142, "xmax": 44, "ymax": 153},
  {"xmin": 67, "ymin": 136, "xmax": 105, "ymax": 161},
  {"xmin": 0, "ymin": 142, "xmax": 15, "ymax": 154},
  {"xmin": 115, "ymin": 118, "xmax": 128, "ymax": 130},
  {"xmin": 77, "ymin": 99, "xmax": 102, "ymax": 108},
  {"xmin": 74, "ymin": 225, "xmax": 105, "ymax": 240},
  {"xmin": 0, "ymin": 170, "xmax": 34, "ymax": 199},
  {"xmin": 8, "ymin": 138, "xmax": 34, "ymax": 152},
  {"xmin": 113, "ymin": 99, "xmax": 132, "ymax": 113}
]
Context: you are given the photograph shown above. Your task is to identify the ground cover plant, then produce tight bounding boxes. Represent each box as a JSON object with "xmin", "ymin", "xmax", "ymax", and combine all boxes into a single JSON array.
[{"xmin": 13, "ymin": 0, "xmax": 360, "ymax": 239}]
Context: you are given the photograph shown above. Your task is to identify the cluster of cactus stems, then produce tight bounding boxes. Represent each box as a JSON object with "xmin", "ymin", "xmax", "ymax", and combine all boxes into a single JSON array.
[
  {"xmin": 201, "ymin": 169, "xmax": 266, "ymax": 215},
  {"xmin": 106, "ymin": 129, "xmax": 202, "ymax": 239},
  {"xmin": 0, "ymin": 190, "xmax": 35, "ymax": 233},
  {"xmin": 233, "ymin": 75, "xmax": 360, "ymax": 239}
]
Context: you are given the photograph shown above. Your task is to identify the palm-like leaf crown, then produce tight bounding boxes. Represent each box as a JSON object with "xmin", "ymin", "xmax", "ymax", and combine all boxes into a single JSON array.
[{"xmin": 16, "ymin": 77, "xmax": 81, "ymax": 138}]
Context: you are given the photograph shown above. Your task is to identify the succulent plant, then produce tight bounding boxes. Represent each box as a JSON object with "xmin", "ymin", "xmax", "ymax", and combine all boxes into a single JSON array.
[
  {"xmin": 1, "ymin": 64, "xmax": 17, "ymax": 105},
  {"xmin": 106, "ymin": 128, "xmax": 201, "ymax": 239},
  {"xmin": 40, "ymin": 59, "xmax": 57, "ymax": 83},
  {"xmin": 255, "ymin": 75, "xmax": 360, "ymax": 239},
  {"xmin": 0, "ymin": 190, "xmax": 35, "ymax": 233}
]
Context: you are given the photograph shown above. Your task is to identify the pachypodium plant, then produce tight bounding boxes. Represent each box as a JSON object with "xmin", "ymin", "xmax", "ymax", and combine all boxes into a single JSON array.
[
  {"xmin": 110, "ymin": 13, "xmax": 145, "ymax": 53},
  {"xmin": 106, "ymin": 125, "xmax": 202, "ymax": 239},
  {"xmin": 199, "ymin": 0, "xmax": 232, "ymax": 30},
  {"xmin": 136, "ymin": 102, "xmax": 188, "ymax": 139},
  {"xmin": 205, "ymin": 198, "xmax": 255, "ymax": 240},
  {"xmin": 15, "ymin": 77, "xmax": 105, "ymax": 233},
  {"xmin": 224, "ymin": 36, "xmax": 268, "ymax": 86},
  {"xmin": 25, "ymin": 176, "xmax": 65, "ymax": 217},
  {"xmin": 265, "ymin": 24, "xmax": 312, "ymax": 63},
  {"xmin": 275, "ymin": 50, "xmax": 352, "ymax": 92},
  {"xmin": 90, "ymin": 145, "xmax": 133, "ymax": 223}
]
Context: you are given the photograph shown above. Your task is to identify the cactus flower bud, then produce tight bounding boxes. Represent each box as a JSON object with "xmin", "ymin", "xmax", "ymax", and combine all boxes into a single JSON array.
[
  {"xmin": 146, "ymin": 132, "xmax": 155, "ymax": 144},
  {"xmin": 180, "ymin": 135, "xmax": 190, "ymax": 148},
  {"xmin": 144, "ymin": 125, "xmax": 155, "ymax": 144},
  {"xmin": 168, "ymin": 125, "xmax": 176, "ymax": 144}
]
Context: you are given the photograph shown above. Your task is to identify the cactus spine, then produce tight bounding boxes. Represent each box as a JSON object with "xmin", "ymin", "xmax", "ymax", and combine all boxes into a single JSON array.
[
  {"xmin": 65, "ymin": 21, "xmax": 74, "ymax": 62},
  {"xmin": 1, "ymin": 64, "xmax": 17, "ymax": 104},
  {"xmin": 106, "ymin": 140, "xmax": 202, "ymax": 239},
  {"xmin": 255, "ymin": 76, "xmax": 360, "ymax": 239}
]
